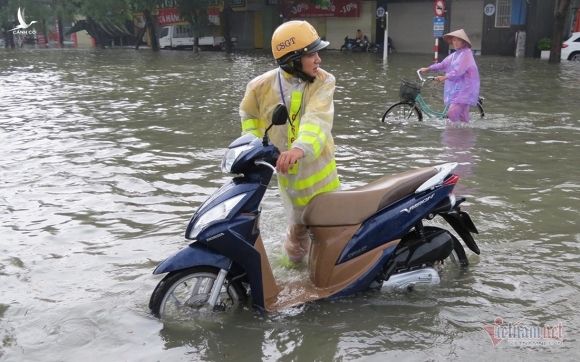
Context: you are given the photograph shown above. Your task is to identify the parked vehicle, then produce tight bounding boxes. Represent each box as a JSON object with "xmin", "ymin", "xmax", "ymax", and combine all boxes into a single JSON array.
[
  {"xmin": 561, "ymin": 32, "xmax": 580, "ymax": 61},
  {"xmin": 148, "ymin": 105, "xmax": 481, "ymax": 318},
  {"xmin": 340, "ymin": 35, "xmax": 394, "ymax": 54},
  {"xmin": 158, "ymin": 24, "xmax": 234, "ymax": 50},
  {"xmin": 340, "ymin": 35, "xmax": 370, "ymax": 52}
]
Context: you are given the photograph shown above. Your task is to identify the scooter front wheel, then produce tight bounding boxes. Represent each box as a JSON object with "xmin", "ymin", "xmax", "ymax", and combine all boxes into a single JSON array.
[{"xmin": 149, "ymin": 266, "xmax": 245, "ymax": 319}]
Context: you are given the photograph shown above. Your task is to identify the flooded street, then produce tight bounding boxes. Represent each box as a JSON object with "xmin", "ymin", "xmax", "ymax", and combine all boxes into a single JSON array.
[{"xmin": 1, "ymin": 48, "xmax": 579, "ymax": 361}]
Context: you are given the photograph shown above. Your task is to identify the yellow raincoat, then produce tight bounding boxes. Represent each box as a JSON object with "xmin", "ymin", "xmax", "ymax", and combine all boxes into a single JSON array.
[{"xmin": 240, "ymin": 67, "xmax": 340, "ymax": 222}]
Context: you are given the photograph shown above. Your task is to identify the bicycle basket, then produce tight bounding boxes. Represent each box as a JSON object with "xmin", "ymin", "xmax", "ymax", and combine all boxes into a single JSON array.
[{"xmin": 399, "ymin": 80, "xmax": 421, "ymax": 102}]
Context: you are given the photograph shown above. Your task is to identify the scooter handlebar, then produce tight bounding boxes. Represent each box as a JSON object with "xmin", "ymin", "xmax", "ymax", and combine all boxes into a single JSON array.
[{"xmin": 255, "ymin": 160, "xmax": 277, "ymax": 174}]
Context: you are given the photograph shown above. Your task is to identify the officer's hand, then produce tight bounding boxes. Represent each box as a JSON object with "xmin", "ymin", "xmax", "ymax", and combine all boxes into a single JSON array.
[
  {"xmin": 276, "ymin": 148, "xmax": 304, "ymax": 174},
  {"xmin": 435, "ymin": 75, "xmax": 447, "ymax": 82},
  {"xmin": 418, "ymin": 67, "xmax": 429, "ymax": 73}
]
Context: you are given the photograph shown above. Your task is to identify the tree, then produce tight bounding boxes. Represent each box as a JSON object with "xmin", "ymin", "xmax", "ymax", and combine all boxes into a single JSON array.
[
  {"xmin": 52, "ymin": 1, "xmax": 85, "ymax": 47},
  {"xmin": 175, "ymin": 0, "xmax": 211, "ymax": 52},
  {"xmin": 129, "ymin": 0, "xmax": 162, "ymax": 51},
  {"xmin": 174, "ymin": 0, "xmax": 235, "ymax": 53},
  {"xmin": 549, "ymin": 0, "xmax": 571, "ymax": 63},
  {"xmin": 221, "ymin": 0, "xmax": 233, "ymax": 53}
]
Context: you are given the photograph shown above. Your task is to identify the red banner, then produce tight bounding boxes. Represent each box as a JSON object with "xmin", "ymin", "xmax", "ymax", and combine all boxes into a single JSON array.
[
  {"xmin": 282, "ymin": 0, "xmax": 361, "ymax": 18},
  {"xmin": 157, "ymin": 8, "xmax": 183, "ymax": 26}
]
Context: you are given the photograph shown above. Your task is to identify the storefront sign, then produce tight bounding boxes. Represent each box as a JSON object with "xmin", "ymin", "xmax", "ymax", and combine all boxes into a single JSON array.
[
  {"xmin": 208, "ymin": 6, "xmax": 220, "ymax": 25},
  {"xmin": 157, "ymin": 8, "xmax": 182, "ymax": 26},
  {"xmin": 282, "ymin": 0, "xmax": 361, "ymax": 18}
]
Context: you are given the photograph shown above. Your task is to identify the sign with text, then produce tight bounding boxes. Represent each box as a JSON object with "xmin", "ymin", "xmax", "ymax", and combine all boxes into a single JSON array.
[
  {"xmin": 282, "ymin": 0, "xmax": 361, "ymax": 18},
  {"xmin": 157, "ymin": 8, "xmax": 183, "ymax": 26},
  {"xmin": 433, "ymin": 16, "xmax": 445, "ymax": 38}
]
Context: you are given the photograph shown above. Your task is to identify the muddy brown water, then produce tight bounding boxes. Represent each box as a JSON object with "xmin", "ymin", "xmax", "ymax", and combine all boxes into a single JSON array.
[{"xmin": 1, "ymin": 49, "xmax": 579, "ymax": 361}]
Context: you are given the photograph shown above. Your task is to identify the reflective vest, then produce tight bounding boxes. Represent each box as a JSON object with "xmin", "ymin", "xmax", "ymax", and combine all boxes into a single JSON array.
[{"xmin": 240, "ymin": 68, "xmax": 340, "ymax": 208}]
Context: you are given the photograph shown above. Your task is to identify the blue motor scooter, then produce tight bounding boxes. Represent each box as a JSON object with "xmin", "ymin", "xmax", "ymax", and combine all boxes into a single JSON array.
[{"xmin": 149, "ymin": 105, "xmax": 480, "ymax": 318}]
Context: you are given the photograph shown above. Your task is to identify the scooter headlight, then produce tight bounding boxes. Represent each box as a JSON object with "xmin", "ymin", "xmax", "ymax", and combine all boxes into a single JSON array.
[
  {"xmin": 221, "ymin": 144, "xmax": 254, "ymax": 173},
  {"xmin": 188, "ymin": 193, "xmax": 247, "ymax": 239}
]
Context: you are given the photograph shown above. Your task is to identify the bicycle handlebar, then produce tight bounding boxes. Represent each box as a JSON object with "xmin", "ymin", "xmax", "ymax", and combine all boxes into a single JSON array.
[
  {"xmin": 416, "ymin": 69, "xmax": 437, "ymax": 83},
  {"xmin": 417, "ymin": 69, "xmax": 425, "ymax": 82}
]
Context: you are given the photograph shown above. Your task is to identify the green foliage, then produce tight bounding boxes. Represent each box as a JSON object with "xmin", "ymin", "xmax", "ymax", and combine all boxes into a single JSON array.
[
  {"xmin": 0, "ymin": 0, "xmax": 160, "ymax": 28},
  {"xmin": 0, "ymin": 0, "xmax": 52, "ymax": 29},
  {"xmin": 538, "ymin": 37, "xmax": 551, "ymax": 51},
  {"xmin": 174, "ymin": 0, "xmax": 213, "ymax": 36},
  {"xmin": 77, "ymin": 0, "xmax": 131, "ymax": 22}
]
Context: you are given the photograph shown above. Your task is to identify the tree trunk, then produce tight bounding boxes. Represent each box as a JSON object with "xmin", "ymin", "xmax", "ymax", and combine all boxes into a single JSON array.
[
  {"xmin": 57, "ymin": 16, "xmax": 64, "ymax": 47},
  {"xmin": 135, "ymin": 27, "xmax": 146, "ymax": 50},
  {"xmin": 143, "ymin": 9, "xmax": 159, "ymax": 52},
  {"xmin": 549, "ymin": 0, "xmax": 571, "ymax": 63},
  {"xmin": 222, "ymin": 1, "xmax": 233, "ymax": 53},
  {"xmin": 3, "ymin": 22, "xmax": 16, "ymax": 48},
  {"xmin": 190, "ymin": 11, "xmax": 199, "ymax": 53}
]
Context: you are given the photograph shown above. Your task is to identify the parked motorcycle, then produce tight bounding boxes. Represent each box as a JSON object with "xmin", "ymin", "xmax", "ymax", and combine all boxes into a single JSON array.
[
  {"xmin": 340, "ymin": 36, "xmax": 395, "ymax": 53},
  {"xmin": 340, "ymin": 36, "xmax": 370, "ymax": 52},
  {"xmin": 149, "ymin": 105, "xmax": 480, "ymax": 318}
]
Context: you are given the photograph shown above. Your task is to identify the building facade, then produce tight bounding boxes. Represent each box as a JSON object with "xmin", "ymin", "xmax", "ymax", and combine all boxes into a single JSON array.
[{"xmin": 225, "ymin": 0, "xmax": 579, "ymax": 58}]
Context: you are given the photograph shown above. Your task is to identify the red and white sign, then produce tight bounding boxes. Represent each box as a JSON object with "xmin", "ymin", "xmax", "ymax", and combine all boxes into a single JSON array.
[
  {"xmin": 282, "ymin": 0, "xmax": 360, "ymax": 18},
  {"xmin": 157, "ymin": 8, "xmax": 182, "ymax": 26},
  {"xmin": 434, "ymin": 0, "xmax": 445, "ymax": 17}
]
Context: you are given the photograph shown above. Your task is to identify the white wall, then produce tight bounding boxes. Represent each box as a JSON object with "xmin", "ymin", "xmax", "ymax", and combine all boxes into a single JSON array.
[
  {"xmin": 450, "ymin": 0, "xmax": 483, "ymax": 52},
  {"xmin": 387, "ymin": 2, "xmax": 434, "ymax": 54},
  {"xmin": 386, "ymin": 0, "xmax": 484, "ymax": 54}
]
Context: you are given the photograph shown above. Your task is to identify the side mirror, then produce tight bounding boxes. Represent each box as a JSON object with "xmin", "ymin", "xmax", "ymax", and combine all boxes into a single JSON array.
[
  {"xmin": 271, "ymin": 104, "xmax": 288, "ymax": 126},
  {"xmin": 263, "ymin": 104, "xmax": 288, "ymax": 146}
]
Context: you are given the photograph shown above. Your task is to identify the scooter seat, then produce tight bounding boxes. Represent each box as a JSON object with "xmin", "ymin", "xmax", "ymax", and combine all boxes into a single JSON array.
[{"xmin": 302, "ymin": 167, "xmax": 438, "ymax": 226}]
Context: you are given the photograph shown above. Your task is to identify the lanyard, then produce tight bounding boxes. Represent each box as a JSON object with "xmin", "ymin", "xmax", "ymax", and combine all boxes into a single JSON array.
[{"xmin": 277, "ymin": 69, "xmax": 303, "ymax": 127}]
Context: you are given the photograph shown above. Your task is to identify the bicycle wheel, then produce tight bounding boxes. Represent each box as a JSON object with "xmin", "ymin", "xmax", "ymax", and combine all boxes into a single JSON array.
[{"xmin": 381, "ymin": 102, "xmax": 423, "ymax": 122}]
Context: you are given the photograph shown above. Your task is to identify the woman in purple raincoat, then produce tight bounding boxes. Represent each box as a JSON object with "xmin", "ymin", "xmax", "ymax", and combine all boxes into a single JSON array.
[{"xmin": 419, "ymin": 29, "xmax": 480, "ymax": 123}]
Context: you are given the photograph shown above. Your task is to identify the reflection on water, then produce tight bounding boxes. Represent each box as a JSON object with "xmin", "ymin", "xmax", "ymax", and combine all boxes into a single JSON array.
[
  {"xmin": 441, "ymin": 126, "xmax": 478, "ymax": 195},
  {"xmin": 0, "ymin": 49, "xmax": 579, "ymax": 361}
]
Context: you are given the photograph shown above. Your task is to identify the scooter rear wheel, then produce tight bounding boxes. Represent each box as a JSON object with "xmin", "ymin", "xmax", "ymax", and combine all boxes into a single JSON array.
[
  {"xmin": 149, "ymin": 266, "xmax": 245, "ymax": 319},
  {"xmin": 448, "ymin": 235, "xmax": 469, "ymax": 267}
]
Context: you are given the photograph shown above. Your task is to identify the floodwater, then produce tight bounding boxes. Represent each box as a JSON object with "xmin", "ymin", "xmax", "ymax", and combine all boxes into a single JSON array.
[{"xmin": 0, "ymin": 48, "xmax": 579, "ymax": 361}]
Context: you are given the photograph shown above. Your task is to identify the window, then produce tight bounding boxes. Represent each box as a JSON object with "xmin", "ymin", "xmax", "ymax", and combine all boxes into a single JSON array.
[
  {"xmin": 174, "ymin": 25, "xmax": 192, "ymax": 38},
  {"xmin": 159, "ymin": 0, "xmax": 176, "ymax": 8},
  {"xmin": 495, "ymin": 0, "xmax": 511, "ymax": 28}
]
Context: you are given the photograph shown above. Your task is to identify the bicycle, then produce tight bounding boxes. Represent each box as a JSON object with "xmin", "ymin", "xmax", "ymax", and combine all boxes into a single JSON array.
[{"xmin": 381, "ymin": 70, "xmax": 484, "ymax": 122}]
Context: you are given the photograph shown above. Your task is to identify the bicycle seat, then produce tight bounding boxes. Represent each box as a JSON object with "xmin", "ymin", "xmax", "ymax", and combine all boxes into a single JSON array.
[{"xmin": 302, "ymin": 167, "xmax": 438, "ymax": 226}]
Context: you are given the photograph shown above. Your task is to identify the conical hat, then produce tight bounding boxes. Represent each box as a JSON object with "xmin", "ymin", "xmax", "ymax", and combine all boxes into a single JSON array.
[{"xmin": 443, "ymin": 29, "xmax": 472, "ymax": 48}]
